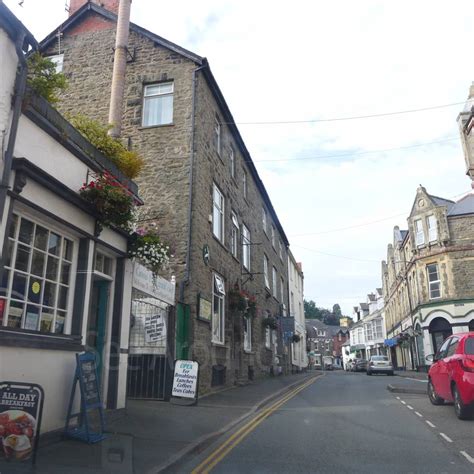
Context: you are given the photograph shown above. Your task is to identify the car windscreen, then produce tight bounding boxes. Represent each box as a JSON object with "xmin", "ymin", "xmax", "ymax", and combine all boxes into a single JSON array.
[
  {"xmin": 465, "ymin": 337, "xmax": 474, "ymax": 355},
  {"xmin": 371, "ymin": 356, "xmax": 388, "ymax": 361}
]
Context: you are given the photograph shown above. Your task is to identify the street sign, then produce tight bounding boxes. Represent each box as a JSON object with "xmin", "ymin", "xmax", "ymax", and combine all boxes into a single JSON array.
[
  {"xmin": 0, "ymin": 381, "xmax": 44, "ymax": 465},
  {"xmin": 170, "ymin": 360, "xmax": 199, "ymax": 406}
]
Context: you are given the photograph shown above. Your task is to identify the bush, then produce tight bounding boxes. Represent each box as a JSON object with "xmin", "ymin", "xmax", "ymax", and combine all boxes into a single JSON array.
[
  {"xmin": 26, "ymin": 52, "xmax": 67, "ymax": 104},
  {"xmin": 70, "ymin": 115, "xmax": 144, "ymax": 179}
]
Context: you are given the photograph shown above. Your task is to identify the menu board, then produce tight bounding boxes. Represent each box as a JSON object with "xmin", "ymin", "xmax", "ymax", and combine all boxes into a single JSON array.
[
  {"xmin": 0, "ymin": 382, "xmax": 44, "ymax": 464},
  {"xmin": 172, "ymin": 360, "xmax": 199, "ymax": 400},
  {"xmin": 78, "ymin": 359, "xmax": 100, "ymax": 407}
]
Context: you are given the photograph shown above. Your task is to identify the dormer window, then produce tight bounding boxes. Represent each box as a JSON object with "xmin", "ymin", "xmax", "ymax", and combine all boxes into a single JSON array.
[
  {"xmin": 427, "ymin": 215, "xmax": 437, "ymax": 242},
  {"xmin": 414, "ymin": 219, "xmax": 424, "ymax": 246}
]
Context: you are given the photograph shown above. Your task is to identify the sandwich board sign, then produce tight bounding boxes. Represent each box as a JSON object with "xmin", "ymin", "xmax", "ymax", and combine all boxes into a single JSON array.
[
  {"xmin": 170, "ymin": 360, "xmax": 199, "ymax": 406},
  {"xmin": 0, "ymin": 381, "xmax": 44, "ymax": 465}
]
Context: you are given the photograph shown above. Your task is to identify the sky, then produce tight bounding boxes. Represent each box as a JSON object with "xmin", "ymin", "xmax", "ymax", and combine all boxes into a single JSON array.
[{"xmin": 5, "ymin": 0, "xmax": 473, "ymax": 316}]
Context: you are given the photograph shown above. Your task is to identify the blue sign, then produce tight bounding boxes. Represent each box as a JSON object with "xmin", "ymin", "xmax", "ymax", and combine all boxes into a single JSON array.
[
  {"xmin": 384, "ymin": 338, "xmax": 398, "ymax": 347},
  {"xmin": 64, "ymin": 352, "xmax": 106, "ymax": 444}
]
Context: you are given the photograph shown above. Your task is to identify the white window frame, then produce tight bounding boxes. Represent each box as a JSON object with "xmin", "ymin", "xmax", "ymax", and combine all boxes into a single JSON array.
[
  {"xmin": 414, "ymin": 219, "xmax": 424, "ymax": 246},
  {"xmin": 262, "ymin": 208, "xmax": 267, "ymax": 235},
  {"xmin": 244, "ymin": 315, "xmax": 252, "ymax": 352},
  {"xmin": 279, "ymin": 240, "xmax": 283, "ymax": 261},
  {"xmin": 242, "ymin": 170, "xmax": 247, "ymax": 199},
  {"xmin": 215, "ymin": 117, "xmax": 221, "ymax": 156},
  {"xmin": 427, "ymin": 215, "xmax": 437, "ymax": 242},
  {"xmin": 271, "ymin": 225, "xmax": 275, "ymax": 248},
  {"xmin": 280, "ymin": 276, "xmax": 284, "ymax": 303},
  {"xmin": 48, "ymin": 54, "xmax": 64, "ymax": 73},
  {"xmin": 427, "ymin": 263, "xmax": 441, "ymax": 299},
  {"xmin": 272, "ymin": 266, "xmax": 277, "ymax": 297},
  {"xmin": 263, "ymin": 254, "xmax": 270, "ymax": 289},
  {"xmin": 2, "ymin": 212, "xmax": 78, "ymax": 335},
  {"xmin": 212, "ymin": 183, "xmax": 224, "ymax": 243},
  {"xmin": 242, "ymin": 224, "xmax": 251, "ymax": 270},
  {"xmin": 231, "ymin": 212, "xmax": 239, "ymax": 258},
  {"xmin": 229, "ymin": 146, "xmax": 235, "ymax": 178},
  {"xmin": 212, "ymin": 273, "xmax": 225, "ymax": 344},
  {"xmin": 142, "ymin": 82, "xmax": 174, "ymax": 127}
]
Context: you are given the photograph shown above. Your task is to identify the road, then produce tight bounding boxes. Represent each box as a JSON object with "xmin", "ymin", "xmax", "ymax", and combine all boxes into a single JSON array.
[{"xmin": 185, "ymin": 371, "xmax": 474, "ymax": 473}]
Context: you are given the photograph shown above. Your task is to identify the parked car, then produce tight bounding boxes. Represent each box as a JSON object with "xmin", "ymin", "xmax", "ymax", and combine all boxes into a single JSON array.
[
  {"xmin": 352, "ymin": 358, "xmax": 367, "ymax": 372},
  {"xmin": 427, "ymin": 332, "xmax": 474, "ymax": 420},
  {"xmin": 366, "ymin": 355, "xmax": 394, "ymax": 376},
  {"xmin": 323, "ymin": 356, "xmax": 334, "ymax": 371}
]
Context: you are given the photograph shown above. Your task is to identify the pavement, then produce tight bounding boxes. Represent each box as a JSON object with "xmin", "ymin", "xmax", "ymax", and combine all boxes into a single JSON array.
[
  {"xmin": 388, "ymin": 369, "xmax": 429, "ymax": 394},
  {"xmin": 0, "ymin": 371, "xmax": 318, "ymax": 474},
  {"xmin": 184, "ymin": 371, "xmax": 474, "ymax": 473}
]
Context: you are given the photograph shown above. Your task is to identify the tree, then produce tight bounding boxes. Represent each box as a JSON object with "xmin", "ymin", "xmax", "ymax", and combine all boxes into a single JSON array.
[
  {"xmin": 304, "ymin": 300, "xmax": 322, "ymax": 320},
  {"xmin": 332, "ymin": 304, "xmax": 342, "ymax": 319}
]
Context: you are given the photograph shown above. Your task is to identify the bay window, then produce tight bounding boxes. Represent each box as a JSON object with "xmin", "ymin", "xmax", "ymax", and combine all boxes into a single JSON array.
[{"xmin": 1, "ymin": 214, "xmax": 75, "ymax": 334}]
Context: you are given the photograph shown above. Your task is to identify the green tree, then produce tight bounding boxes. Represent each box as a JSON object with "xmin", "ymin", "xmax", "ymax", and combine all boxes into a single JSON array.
[
  {"xmin": 332, "ymin": 304, "xmax": 342, "ymax": 319},
  {"xmin": 26, "ymin": 52, "xmax": 67, "ymax": 104},
  {"xmin": 304, "ymin": 300, "xmax": 322, "ymax": 320}
]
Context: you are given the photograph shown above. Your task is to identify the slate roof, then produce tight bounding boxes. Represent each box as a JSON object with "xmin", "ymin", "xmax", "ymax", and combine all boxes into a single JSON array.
[
  {"xmin": 376, "ymin": 288, "xmax": 383, "ymax": 296},
  {"xmin": 359, "ymin": 303, "xmax": 369, "ymax": 310},
  {"xmin": 400, "ymin": 230, "xmax": 408, "ymax": 240},
  {"xmin": 447, "ymin": 193, "xmax": 474, "ymax": 217},
  {"xmin": 305, "ymin": 320, "xmax": 349, "ymax": 338}
]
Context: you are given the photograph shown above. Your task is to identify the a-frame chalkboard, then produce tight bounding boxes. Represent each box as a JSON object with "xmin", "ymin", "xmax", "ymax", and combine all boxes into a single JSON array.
[{"xmin": 64, "ymin": 352, "xmax": 106, "ymax": 443}]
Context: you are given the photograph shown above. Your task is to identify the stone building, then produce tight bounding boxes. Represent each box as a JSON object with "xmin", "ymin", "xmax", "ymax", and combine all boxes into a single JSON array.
[
  {"xmin": 40, "ymin": 0, "xmax": 290, "ymax": 393},
  {"xmin": 382, "ymin": 187, "xmax": 474, "ymax": 371}
]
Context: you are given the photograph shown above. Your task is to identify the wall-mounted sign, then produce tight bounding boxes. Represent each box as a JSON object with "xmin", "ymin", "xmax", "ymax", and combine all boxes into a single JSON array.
[
  {"xmin": 202, "ymin": 245, "xmax": 210, "ymax": 266},
  {"xmin": 197, "ymin": 295, "xmax": 212, "ymax": 323},
  {"xmin": 144, "ymin": 313, "xmax": 167, "ymax": 343},
  {"xmin": 0, "ymin": 382, "xmax": 44, "ymax": 464},
  {"xmin": 132, "ymin": 263, "xmax": 175, "ymax": 305},
  {"xmin": 171, "ymin": 360, "xmax": 199, "ymax": 405}
]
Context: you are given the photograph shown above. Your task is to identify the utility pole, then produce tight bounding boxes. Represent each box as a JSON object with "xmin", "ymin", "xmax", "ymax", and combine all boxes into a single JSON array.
[{"xmin": 108, "ymin": 0, "xmax": 132, "ymax": 138}]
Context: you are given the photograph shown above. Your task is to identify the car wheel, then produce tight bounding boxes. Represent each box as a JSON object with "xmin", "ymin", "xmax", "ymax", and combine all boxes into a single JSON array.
[
  {"xmin": 428, "ymin": 379, "xmax": 444, "ymax": 406},
  {"xmin": 453, "ymin": 385, "xmax": 473, "ymax": 420}
]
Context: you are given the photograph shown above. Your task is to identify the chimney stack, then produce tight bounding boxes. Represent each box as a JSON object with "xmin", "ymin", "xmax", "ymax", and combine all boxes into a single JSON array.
[{"xmin": 69, "ymin": 0, "xmax": 121, "ymax": 17}]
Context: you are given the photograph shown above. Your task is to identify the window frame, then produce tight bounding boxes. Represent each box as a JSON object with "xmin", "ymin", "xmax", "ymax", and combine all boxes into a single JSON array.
[
  {"xmin": 242, "ymin": 224, "xmax": 251, "ymax": 270},
  {"xmin": 47, "ymin": 54, "xmax": 64, "ymax": 73},
  {"xmin": 212, "ymin": 183, "xmax": 225, "ymax": 243},
  {"xmin": 142, "ymin": 81, "xmax": 174, "ymax": 127},
  {"xmin": 271, "ymin": 225, "xmax": 275, "ymax": 248},
  {"xmin": 280, "ymin": 276, "xmax": 284, "ymax": 303},
  {"xmin": 427, "ymin": 263, "xmax": 441, "ymax": 300},
  {"xmin": 229, "ymin": 146, "xmax": 235, "ymax": 178},
  {"xmin": 242, "ymin": 170, "xmax": 247, "ymax": 199},
  {"xmin": 212, "ymin": 273, "xmax": 225, "ymax": 345},
  {"xmin": 414, "ymin": 219, "xmax": 425, "ymax": 247},
  {"xmin": 262, "ymin": 208, "xmax": 267, "ymax": 235},
  {"xmin": 214, "ymin": 116, "xmax": 221, "ymax": 156},
  {"xmin": 231, "ymin": 211, "xmax": 239, "ymax": 259},
  {"xmin": 427, "ymin": 215, "xmax": 437, "ymax": 243},
  {"xmin": 263, "ymin": 254, "xmax": 270, "ymax": 289},
  {"xmin": 1, "ymin": 213, "xmax": 78, "ymax": 335},
  {"xmin": 244, "ymin": 315, "xmax": 252, "ymax": 352},
  {"xmin": 265, "ymin": 325, "xmax": 271, "ymax": 349},
  {"xmin": 272, "ymin": 266, "xmax": 277, "ymax": 297}
]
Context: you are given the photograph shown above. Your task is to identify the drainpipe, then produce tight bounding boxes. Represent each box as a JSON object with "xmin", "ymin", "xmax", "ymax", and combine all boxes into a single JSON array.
[
  {"xmin": 0, "ymin": 32, "xmax": 30, "ymax": 223},
  {"xmin": 179, "ymin": 63, "xmax": 206, "ymax": 303},
  {"xmin": 108, "ymin": 0, "xmax": 131, "ymax": 138}
]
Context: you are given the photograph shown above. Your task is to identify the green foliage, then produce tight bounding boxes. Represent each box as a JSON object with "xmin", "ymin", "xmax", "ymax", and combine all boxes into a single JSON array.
[
  {"xmin": 26, "ymin": 52, "xmax": 67, "ymax": 104},
  {"xmin": 304, "ymin": 299, "xmax": 345, "ymax": 326},
  {"xmin": 70, "ymin": 115, "xmax": 144, "ymax": 179},
  {"xmin": 304, "ymin": 300, "xmax": 322, "ymax": 320}
]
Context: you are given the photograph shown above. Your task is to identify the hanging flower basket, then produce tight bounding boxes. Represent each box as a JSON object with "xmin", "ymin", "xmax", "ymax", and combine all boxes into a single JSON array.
[
  {"xmin": 79, "ymin": 171, "xmax": 135, "ymax": 230},
  {"xmin": 229, "ymin": 286, "xmax": 247, "ymax": 312},
  {"xmin": 262, "ymin": 316, "xmax": 278, "ymax": 330},
  {"xmin": 291, "ymin": 334, "xmax": 301, "ymax": 343},
  {"xmin": 128, "ymin": 228, "xmax": 170, "ymax": 278}
]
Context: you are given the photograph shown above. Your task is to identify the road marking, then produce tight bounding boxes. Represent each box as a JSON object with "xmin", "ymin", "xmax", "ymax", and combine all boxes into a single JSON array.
[
  {"xmin": 415, "ymin": 411, "xmax": 422, "ymax": 417},
  {"xmin": 460, "ymin": 451, "xmax": 474, "ymax": 464},
  {"xmin": 400, "ymin": 400, "xmax": 406, "ymax": 405},
  {"xmin": 439, "ymin": 433, "xmax": 453, "ymax": 443},
  {"xmin": 192, "ymin": 375, "xmax": 321, "ymax": 473},
  {"xmin": 406, "ymin": 405, "xmax": 413, "ymax": 410},
  {"xmin": 396, "ymin": 396, "xmax": 400, "ymax": 400},
  {"xmin": 404, "ymin": 377, "xmax": 428, "ymax": 383},
  {"xmin": 426, "ymin": 420, "xmax": 436, "ymax": 428}
]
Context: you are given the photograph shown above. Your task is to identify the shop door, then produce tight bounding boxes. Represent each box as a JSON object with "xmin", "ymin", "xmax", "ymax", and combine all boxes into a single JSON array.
[
  {"xmin": 127, "ymin": 298, "xmax": 169, "ymax": 400},
  {"xmin": 87, "ymin": 279, "xmax": 109, "ymax": 381}
]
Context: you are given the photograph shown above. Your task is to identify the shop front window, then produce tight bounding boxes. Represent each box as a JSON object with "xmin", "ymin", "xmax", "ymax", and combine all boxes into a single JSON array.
[{"xmin": 1, "ymin": 214, "xmax": 75, "ymax": 334}]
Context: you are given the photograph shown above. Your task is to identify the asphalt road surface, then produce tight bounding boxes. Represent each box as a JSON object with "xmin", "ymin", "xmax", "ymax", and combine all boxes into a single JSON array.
[{"xmin": 186, "ymin": 371, "xmax": 474, "ymax": 474}]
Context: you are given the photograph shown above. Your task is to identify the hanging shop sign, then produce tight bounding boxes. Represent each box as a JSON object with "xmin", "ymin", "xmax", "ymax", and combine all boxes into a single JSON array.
[
  {"xmin": 197, "ymin": 294, "xmax": 212, "ymax": 323},
  {"xmin": 144, "ymin": 312, "xmax": 167, "ymax": 343},
  {"xmin": 132, "ymin": 263, "xmax": 175, "ymax": 305},
  {"xmin": 64, "ymin": 352, "xmax": 106, "ymax": 444},
  {"xmin": 171, "ymin": 360, "xmax": 199, "ymax": 406},
  {"xmin": 0, "ymin": 381, "xmax": 44, "ymax": 464}
]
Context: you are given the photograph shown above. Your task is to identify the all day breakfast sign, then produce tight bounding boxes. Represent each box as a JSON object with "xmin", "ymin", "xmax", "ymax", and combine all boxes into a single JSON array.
[{"xmin": 172, "ymin": 360, "xmax": 199, "ymax": 400}]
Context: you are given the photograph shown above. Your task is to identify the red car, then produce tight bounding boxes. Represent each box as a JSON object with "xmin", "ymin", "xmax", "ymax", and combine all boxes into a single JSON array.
[{"xmin": 427, "ymin": 332, "xmax": 474, "ymax": 420}]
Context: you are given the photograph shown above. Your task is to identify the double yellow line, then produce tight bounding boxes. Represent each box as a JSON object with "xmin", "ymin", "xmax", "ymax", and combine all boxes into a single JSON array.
[{"xmin": 192, "ymin": 375, "xmax": 321, "ymax": 474}]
